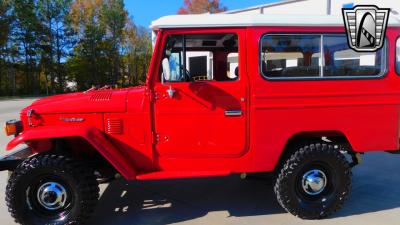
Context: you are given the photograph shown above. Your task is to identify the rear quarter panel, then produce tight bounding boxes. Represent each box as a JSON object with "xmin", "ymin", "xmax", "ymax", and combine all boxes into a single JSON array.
[{"xmin": 247, "ymin": 26, "xmax": 400, "ymax": 172}]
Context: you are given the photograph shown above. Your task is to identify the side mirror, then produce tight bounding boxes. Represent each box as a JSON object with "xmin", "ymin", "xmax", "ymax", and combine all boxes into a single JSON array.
[{"xmin": 162, "ymin": 58, "xmax": 170, "ymax": 83}]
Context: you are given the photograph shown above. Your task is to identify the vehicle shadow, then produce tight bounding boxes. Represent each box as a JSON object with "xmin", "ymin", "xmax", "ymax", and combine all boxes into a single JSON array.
[
  {"xmin": 332, "ymin": 153, "xmax": 400, "ymax": 219},
  {"xmin": 88, "ymin": 153, "xmax": 400, "ymax": 225},
  {"xmin": 88, "ymin": 175, "xmax": 284, "ymax": 225}
]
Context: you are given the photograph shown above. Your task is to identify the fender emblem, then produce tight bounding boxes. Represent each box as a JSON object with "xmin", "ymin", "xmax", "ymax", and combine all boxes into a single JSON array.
[{"xmin": 59, "ymin": 117, "xmax": 85, "ymax": 122}]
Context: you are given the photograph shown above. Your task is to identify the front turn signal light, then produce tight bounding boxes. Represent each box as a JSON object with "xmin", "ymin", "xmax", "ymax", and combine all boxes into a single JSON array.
[{"xmin": 5, "ymin": 120, "xmax": 21, "ymax": 136}]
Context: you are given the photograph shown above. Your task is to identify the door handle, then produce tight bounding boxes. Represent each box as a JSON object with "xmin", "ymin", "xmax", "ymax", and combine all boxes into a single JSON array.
[{"xmin": 225, "ymin": 110, "xmax": 242, "ymax": 117}]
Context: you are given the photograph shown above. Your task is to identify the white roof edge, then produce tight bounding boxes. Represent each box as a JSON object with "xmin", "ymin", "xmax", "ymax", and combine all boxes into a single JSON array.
[{"xmin": 151, "ymin": 14, "xmax": 400, "ymax": 30}]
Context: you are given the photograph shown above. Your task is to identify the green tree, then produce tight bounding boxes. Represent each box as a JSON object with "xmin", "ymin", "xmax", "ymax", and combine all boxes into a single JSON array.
[
  {"xmin": 0, "ymin": 0, "xmax": 11, "ymax": 48},
  {"xmin": 101, "ymin": 0, "xmax": 127, "ymax": 85},
  {"xmin": 0, "ymin": 0, "xmax": 153, "ymax": 95},
  {"xmin": 0, "ymin": 0, "xmax": 12, "ymax": 95},
  {"xmin": 69, "ymin": 0, "xmax": 108, "ymax": 89},
  {"xmin": 122, "ymin": 19, "xmax": 152, "ymax": 86},
  {"xmin": 12, "ymin": 0, "xmax": 41, "ymax": 95},
  {"xmin": 37, "ymin": 0, "xmax": 76, "ymax": 94}
]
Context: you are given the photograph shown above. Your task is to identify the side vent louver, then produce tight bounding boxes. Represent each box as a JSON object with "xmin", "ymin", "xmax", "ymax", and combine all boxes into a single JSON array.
[
  {"xmin": 90, "ymin": 91, "xmax": 112, "ymax": 101},
  {"xmin": 106, "ymin": 119, "xmax": 123, "ymax": 134}
]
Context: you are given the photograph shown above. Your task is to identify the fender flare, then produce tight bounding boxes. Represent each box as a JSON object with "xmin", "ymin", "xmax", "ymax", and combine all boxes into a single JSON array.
[{"xmin": 6, "ymin": 126, "xmax": 137, "ymax": 179}]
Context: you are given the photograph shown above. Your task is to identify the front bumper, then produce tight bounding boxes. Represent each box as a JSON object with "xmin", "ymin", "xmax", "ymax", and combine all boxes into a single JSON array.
[{"xmin": 0, "ymin": 148, "xmax": 33, "ymax": 171}]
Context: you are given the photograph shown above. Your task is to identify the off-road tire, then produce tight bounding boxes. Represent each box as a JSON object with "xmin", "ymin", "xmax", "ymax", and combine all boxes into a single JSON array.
[
  {"xmin": 274, "ymin": 143, "xmax": 352, "ymax": 219},
  {"xmin": 6, "ymin": 154, "xmax": 100, "ymax": 225}
]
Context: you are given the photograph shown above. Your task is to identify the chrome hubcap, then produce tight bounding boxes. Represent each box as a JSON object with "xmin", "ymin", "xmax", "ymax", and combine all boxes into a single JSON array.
[
  {"xmin": 36, "ymin": 182, "xmax": 68, "ymax": 211},
  {"xmin": 302, "ymin": 169, "xmax": 327, "ymax": 195}
]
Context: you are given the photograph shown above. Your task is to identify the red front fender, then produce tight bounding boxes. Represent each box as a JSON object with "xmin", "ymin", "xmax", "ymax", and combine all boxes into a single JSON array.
[{"xmin": 6, "ymin": 126, "xmax": 137, "ymax": 179}]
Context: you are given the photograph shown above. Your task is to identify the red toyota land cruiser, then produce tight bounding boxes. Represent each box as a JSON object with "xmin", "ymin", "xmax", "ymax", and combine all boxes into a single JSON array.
[{"xmin": 2, "ymin": 14, "xmax": 400, "ymax": 224}]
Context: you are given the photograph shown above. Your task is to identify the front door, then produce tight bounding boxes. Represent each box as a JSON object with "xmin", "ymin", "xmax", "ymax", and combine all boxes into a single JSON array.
[{"xmin": 153, "ymin": 30, "xmax": 248, "ymax": 158}]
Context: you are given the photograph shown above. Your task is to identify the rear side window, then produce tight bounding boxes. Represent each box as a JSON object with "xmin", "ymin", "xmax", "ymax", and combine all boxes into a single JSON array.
[
  {"xmin": 324, "ymin": 35, "xmax": 383, "ymax": 77},
  {"xmin": 397, "ymin": 38, "xmax": 400, "ymax": 74},
  {"xmin": 260, "ymin": 34, "xmax": 385, "ymax": 79},
  {"xmin": 261, "ymin": 35, "xmax": 321, "ymax": 78}
]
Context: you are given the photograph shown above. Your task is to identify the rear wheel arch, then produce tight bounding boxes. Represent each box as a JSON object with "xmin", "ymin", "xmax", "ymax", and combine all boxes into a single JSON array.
[{"xmin": 275, "ymin": 131, "xmax": 354, "ymax": 173}]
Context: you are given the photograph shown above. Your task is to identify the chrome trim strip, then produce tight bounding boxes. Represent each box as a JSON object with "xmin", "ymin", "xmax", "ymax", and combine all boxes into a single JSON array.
[{"xmin": 225, "ymin": 110, "xmax": 242, "ymax": 117}]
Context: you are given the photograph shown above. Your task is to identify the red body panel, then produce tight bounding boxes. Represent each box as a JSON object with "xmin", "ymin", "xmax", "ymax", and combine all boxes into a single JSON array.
[
  {"xmin": 103, "ymin": 86, "xmax": 154, "ymax": 171},
  {"xmin": 7, "ymin": 126, "xmax": 137, "ymax": 179},
  {"xmin": 152, "ymin": 29, "xmax": 248, "ymax": 159},
  {"xmin": 247, "ymin": 26, "xmax": 400, "ymax": 172},
  {"xmin": 6, "ymin": 25, "xmax": 400, "ymax": 180},
  {"xmin": 29, "ymin": 89, "xmax": 129, "ymax": 114}
]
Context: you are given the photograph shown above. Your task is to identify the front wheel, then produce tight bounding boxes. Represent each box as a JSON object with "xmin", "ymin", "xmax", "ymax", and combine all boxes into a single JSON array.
[
  {"xmin": 274, "ymin": 143, "xmax": 352, "ymax": 219},
  {"xmin": 6, "ymin": 154, "xmax": 99, "ymax": 225}
]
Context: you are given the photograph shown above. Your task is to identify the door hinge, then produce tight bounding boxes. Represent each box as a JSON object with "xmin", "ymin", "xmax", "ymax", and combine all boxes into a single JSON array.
[
  {"xmin": 151, "ymin": 91, "xmax": 160, "ymax": 102},
  {"xmin": 152, "ymin": 132, "xmax": 160, "ymax": 144}
]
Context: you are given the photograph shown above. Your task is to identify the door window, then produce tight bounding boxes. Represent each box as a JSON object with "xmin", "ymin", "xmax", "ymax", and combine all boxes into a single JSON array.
[{"xmin": 161, "ymin": 34, "xmax": 239, "ymax": 82}]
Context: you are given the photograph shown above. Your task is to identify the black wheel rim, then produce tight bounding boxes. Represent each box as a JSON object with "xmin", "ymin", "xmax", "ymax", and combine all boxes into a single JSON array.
[
  {"xmin": 294, "ymin": 161, "xmax": 337, "ymax": 209},
  {"xmin": 26, "ymin": 174, "xmax": 74, "ymax": 221}
]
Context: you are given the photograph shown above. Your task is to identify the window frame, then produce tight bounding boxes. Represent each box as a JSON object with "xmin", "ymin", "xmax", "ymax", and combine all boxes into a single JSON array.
[
  {"xmin": 161, "ymin": 33, "xmax": 241, "ymax": 83},
  {"xmin": 259, "ymin": 33, "xmax": 388, "ymax": 81}
]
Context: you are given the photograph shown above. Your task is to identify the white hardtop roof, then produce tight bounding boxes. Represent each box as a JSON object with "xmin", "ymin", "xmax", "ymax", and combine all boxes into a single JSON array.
[{"xmin": 151, "ymin": 14, "xmax": 400, "ymax": 30}]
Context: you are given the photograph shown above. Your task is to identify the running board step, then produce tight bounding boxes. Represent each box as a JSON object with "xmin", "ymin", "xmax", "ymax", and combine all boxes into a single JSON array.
[{"xmin": 136, "ymin": 171, "xmax": 231, "ymax": 180}]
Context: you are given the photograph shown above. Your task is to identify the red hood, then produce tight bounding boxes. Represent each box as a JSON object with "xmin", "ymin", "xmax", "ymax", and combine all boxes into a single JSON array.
[{"xmin": 23, "ymin": 89, "xmax": 132, "ymax": 114}]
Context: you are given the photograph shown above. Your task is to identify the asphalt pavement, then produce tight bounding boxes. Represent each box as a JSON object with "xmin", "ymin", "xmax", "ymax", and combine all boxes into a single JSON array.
[{"xmin": 0, "ymin": 98, "xmax": 400, "ymax": 225}]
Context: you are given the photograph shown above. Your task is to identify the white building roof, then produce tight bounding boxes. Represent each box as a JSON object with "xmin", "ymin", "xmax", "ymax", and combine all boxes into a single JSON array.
[{"xmin": 151, "ymin": 14, "xmax": 400, "ymax": 30}]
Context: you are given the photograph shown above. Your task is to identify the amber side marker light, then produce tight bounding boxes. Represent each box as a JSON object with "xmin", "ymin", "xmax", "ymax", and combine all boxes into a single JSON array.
[{"xmin": 4, "ymin": 120, "xmax": 21, "ymax": 136}]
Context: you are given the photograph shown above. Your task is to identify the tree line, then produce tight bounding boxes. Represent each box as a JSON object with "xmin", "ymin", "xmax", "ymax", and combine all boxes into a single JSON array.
[
  {"xmin": 0, "ymin": 0, "xmax": 227, "ymax": 96},
  {"xmin": 0, "ymin": 0, "xmax": 152, "ymax": 96}
]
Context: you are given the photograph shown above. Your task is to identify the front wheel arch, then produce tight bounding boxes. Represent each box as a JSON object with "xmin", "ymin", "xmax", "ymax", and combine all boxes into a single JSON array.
[{"xmin": 6, "ymin": 126, "xmax": 138, "ymax": 179}]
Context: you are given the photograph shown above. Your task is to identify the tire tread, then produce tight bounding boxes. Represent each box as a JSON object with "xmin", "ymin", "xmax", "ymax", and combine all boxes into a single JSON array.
[
  {"xmin": 274, "ymin": 143, "xmax": 352, "ymax": 219},
  {"xmin": 6, "ymin": 154, "xmax": 99, "ymax": 225}
]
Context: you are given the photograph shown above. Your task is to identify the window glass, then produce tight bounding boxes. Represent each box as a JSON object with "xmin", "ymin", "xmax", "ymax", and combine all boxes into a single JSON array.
[
  {"xmin": 161, "ymin": 33, "xmax": 238, "ymax": 82},
  {"xmin": 397, "ymin": 38, "xmax": 400, "ymax": 74},
  {"xmin": 187, "ymin": 51, "xmax": 214, "ymax": 81},
  {"xmin": 227, "ymin": 53, "xmax": 239, "ymax": 80},
  {"xmin": 261, "ymin": 35, "xmax": 321, "ymax": 78},
  {"xmin": 324, "ymin": 35, "xmax": 383, "ymax": 77},
  {"xmin": 260, "ymin": 34, "xmax": 385, "ymax": 79}
]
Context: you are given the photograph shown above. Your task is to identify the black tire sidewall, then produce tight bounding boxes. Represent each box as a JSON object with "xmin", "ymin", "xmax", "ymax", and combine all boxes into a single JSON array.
[
  {"xmin": 11, "ymin": 167, "xmax": 82, "ymax": 225},
  {"xmin": 6, "ymin": 155, "xmax": 99, "ymax": 225},
  {"xmin": 275, "ymin": 144, "xmax": 352, "ymax": 219}
]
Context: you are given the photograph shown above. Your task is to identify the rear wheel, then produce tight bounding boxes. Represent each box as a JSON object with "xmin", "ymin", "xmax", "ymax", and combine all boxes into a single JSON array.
[
  {"xmin": 6, "ymin": 154, "xmax": 99, "ymax": 225},
  {"xmin": 274, "ymin": 143, "xmax": 352, "ymax": 219}
]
